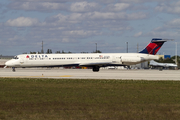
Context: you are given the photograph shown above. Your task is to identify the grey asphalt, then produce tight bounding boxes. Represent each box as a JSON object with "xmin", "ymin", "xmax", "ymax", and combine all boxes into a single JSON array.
[{"xmin": 0, "ymin": 68, "xmax": 180, "ymax": 80}]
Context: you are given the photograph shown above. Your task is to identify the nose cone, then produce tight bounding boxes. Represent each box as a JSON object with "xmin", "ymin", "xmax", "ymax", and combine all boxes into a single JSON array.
[
  {"xmin": 5, "ymin": 61, "xmax": 9, "ymax": 66},
  {"xmin": 5, "ymin": 60, "xmax": 13, "ymax": 67}
]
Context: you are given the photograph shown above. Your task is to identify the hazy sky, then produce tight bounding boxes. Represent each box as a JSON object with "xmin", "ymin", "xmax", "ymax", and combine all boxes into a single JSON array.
[{"xmin": 0, "ymin": 0, "xmax": 179, "ymax": 56}]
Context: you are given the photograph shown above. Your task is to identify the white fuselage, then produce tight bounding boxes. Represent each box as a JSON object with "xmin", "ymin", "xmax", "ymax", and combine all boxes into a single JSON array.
[{"xmin": 5, "ymin": 53, "xmax": 159, "ymax": 68}]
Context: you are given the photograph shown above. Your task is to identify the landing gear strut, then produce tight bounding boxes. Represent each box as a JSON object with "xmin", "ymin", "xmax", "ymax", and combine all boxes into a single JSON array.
[
  {"xmin": 92, "ymin": 66, "xmax": 100, "ymax": 72},
  {"xmin": 159, "ymin": 67, "xmax": 163, "ymax": 71},
  {"xmin": 12, "ymin": 67, "xmax": 16, "ymax": 72}
]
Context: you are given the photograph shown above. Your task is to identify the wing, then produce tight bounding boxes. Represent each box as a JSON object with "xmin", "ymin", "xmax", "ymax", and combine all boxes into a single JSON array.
[{"xmin": 79, "ymin": 62, "xmax": 112, "ymax": 67}]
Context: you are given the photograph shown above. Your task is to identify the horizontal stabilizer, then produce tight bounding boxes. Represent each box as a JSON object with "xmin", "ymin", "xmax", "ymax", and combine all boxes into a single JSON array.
[{"xmin": 151, "ymin": 38, "xmax": 173, "ymax": 42}]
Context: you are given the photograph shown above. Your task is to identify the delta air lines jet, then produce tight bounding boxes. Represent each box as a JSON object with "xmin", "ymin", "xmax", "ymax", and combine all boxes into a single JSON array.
[{"xmin": 5, "ymin": 38, "xmax": 168, "ymax": 72}]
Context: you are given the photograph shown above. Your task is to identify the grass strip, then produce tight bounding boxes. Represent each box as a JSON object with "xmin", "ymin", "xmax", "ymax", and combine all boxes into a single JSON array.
[{"xmin": 0, "ymin": 78, "xmax": 180, "ymax": 120}]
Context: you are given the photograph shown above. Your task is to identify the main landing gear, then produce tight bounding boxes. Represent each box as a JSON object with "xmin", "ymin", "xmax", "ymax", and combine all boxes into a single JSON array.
[
  {"xmin": 124, "ymin": 66, "xmax": 131, "ymax": 69},
  {"xmin": 92, "ymin": 66, "xmax": 100, "ymax": 72},
  {"xmin": 12, "ymin": 67, "xmax": 16, "ymax": 72}
]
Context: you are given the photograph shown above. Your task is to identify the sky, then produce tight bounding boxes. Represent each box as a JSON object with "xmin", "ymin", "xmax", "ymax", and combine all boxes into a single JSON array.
[{"xmin": 0, "ymin": 0, "xmax": 180, "ymax": 56}]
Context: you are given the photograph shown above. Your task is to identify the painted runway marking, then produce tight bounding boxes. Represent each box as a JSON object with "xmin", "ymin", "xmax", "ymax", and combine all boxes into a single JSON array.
[{"xmin": 60, "ymin": 75, "xmax": 72, "ymax": 77}]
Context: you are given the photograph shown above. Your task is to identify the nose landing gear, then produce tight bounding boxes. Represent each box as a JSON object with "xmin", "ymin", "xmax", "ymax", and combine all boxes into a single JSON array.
[{"xmin": 12, "ymin": 67, "xmax": 16, "ymax": 72}]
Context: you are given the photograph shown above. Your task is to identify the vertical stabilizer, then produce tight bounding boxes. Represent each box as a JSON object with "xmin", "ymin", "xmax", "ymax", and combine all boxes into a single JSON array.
[{"xmin": 139, "ymin": 38, "xmax": 167, "ymax": 55}]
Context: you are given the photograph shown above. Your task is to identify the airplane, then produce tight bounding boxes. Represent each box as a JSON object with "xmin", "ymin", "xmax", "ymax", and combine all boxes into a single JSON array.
[
  {"xmin": 149, "ymin": 60, "xmax": 177, "ymax": 69},
  {"xmin": 5, "ymin": 38, "xmax": 168, "ymax": 72}
]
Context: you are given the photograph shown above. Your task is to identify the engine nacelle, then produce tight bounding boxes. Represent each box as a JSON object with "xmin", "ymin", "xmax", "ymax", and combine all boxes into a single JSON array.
[{"xmin": 121, "ymin": 56, "xmax": 144, "ymax": 65}]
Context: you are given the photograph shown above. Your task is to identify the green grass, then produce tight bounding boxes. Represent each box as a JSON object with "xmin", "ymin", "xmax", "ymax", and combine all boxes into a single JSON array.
[{"xmin": 0, "ymin": 78, "xmax": 180, "ymax": 120}]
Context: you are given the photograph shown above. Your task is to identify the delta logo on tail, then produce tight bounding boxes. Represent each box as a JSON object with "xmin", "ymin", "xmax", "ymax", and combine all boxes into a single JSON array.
[{"xmin": 139, "ymin": 38, "xmax": 167, "ymax": 55}]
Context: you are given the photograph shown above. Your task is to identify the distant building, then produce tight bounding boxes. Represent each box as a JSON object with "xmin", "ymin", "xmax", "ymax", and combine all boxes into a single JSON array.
[
  {"xmin": 164, "ymin": 55, "xmax": 171, "ymax": 59},
  {"xmin": 0, "ymin": 56, "xmax": 13, "ymax": 59},
  {"xmin": 0, "ymin": 56, "xmax": 13, "ymax": 67},
  {"xmin": 157, "ymin": 55, "xmax": 171, "ymax": 59},
  {"xmin": 131, "ymin": 61, "xmax": 149, "ymax": 69},
  {"xmin": 157, "ymin": 55, "xmax": 165, "ymax": 59}
]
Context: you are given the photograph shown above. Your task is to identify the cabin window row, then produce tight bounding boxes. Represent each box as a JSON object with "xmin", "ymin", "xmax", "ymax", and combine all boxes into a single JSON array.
[
  {"xmin": 53, "ymin": 58, "xmax": 66, "ymax": 60},
  {"xmin": 52, "ymin": 57, "xmax": 109, "ymax": 60},
  {"xmin": 29, "ymin": 57, "xmax": 110, "ymax": 60}
]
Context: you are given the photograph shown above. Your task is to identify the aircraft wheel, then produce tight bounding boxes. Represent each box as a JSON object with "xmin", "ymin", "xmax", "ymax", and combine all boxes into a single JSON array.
[
  {"xmin": 12, "ymin": 67, "xmax": 16, "ymax": 72},
  {"xmin": 92, "ymin": 66, "xmax": 100, "ymax": 72},
  {"xmin": 159, "ymin": 67, "xmax": 163, "ymax": 71}
]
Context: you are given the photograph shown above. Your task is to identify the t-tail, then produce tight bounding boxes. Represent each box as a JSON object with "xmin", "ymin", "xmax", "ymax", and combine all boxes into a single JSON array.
[{"xmin": 139, "ymin": 38, "xmax": 167, "ymax": 55}]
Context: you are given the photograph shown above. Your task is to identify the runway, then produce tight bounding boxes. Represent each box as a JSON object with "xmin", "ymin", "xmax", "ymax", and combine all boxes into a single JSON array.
[{"xmin": 0, "ymin": 68, "xmax": 180, "ymax": 80}]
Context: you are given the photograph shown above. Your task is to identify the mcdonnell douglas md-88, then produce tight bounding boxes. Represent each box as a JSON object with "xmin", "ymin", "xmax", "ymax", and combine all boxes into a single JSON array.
[{"xmin": 5, "ymin": 38, "xmax": 168, "ymax": 72}]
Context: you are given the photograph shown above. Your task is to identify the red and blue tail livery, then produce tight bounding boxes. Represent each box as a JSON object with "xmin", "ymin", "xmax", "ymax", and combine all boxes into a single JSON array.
[{"xmin": 139, "ymin": 38, "xmax": 167, "ymax": 55}]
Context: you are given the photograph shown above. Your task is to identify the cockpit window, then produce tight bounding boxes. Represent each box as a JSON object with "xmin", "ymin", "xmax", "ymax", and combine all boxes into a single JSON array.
[{"xmin": 13, "ymin": 56, "xmax": 19, "ymax": 59}]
